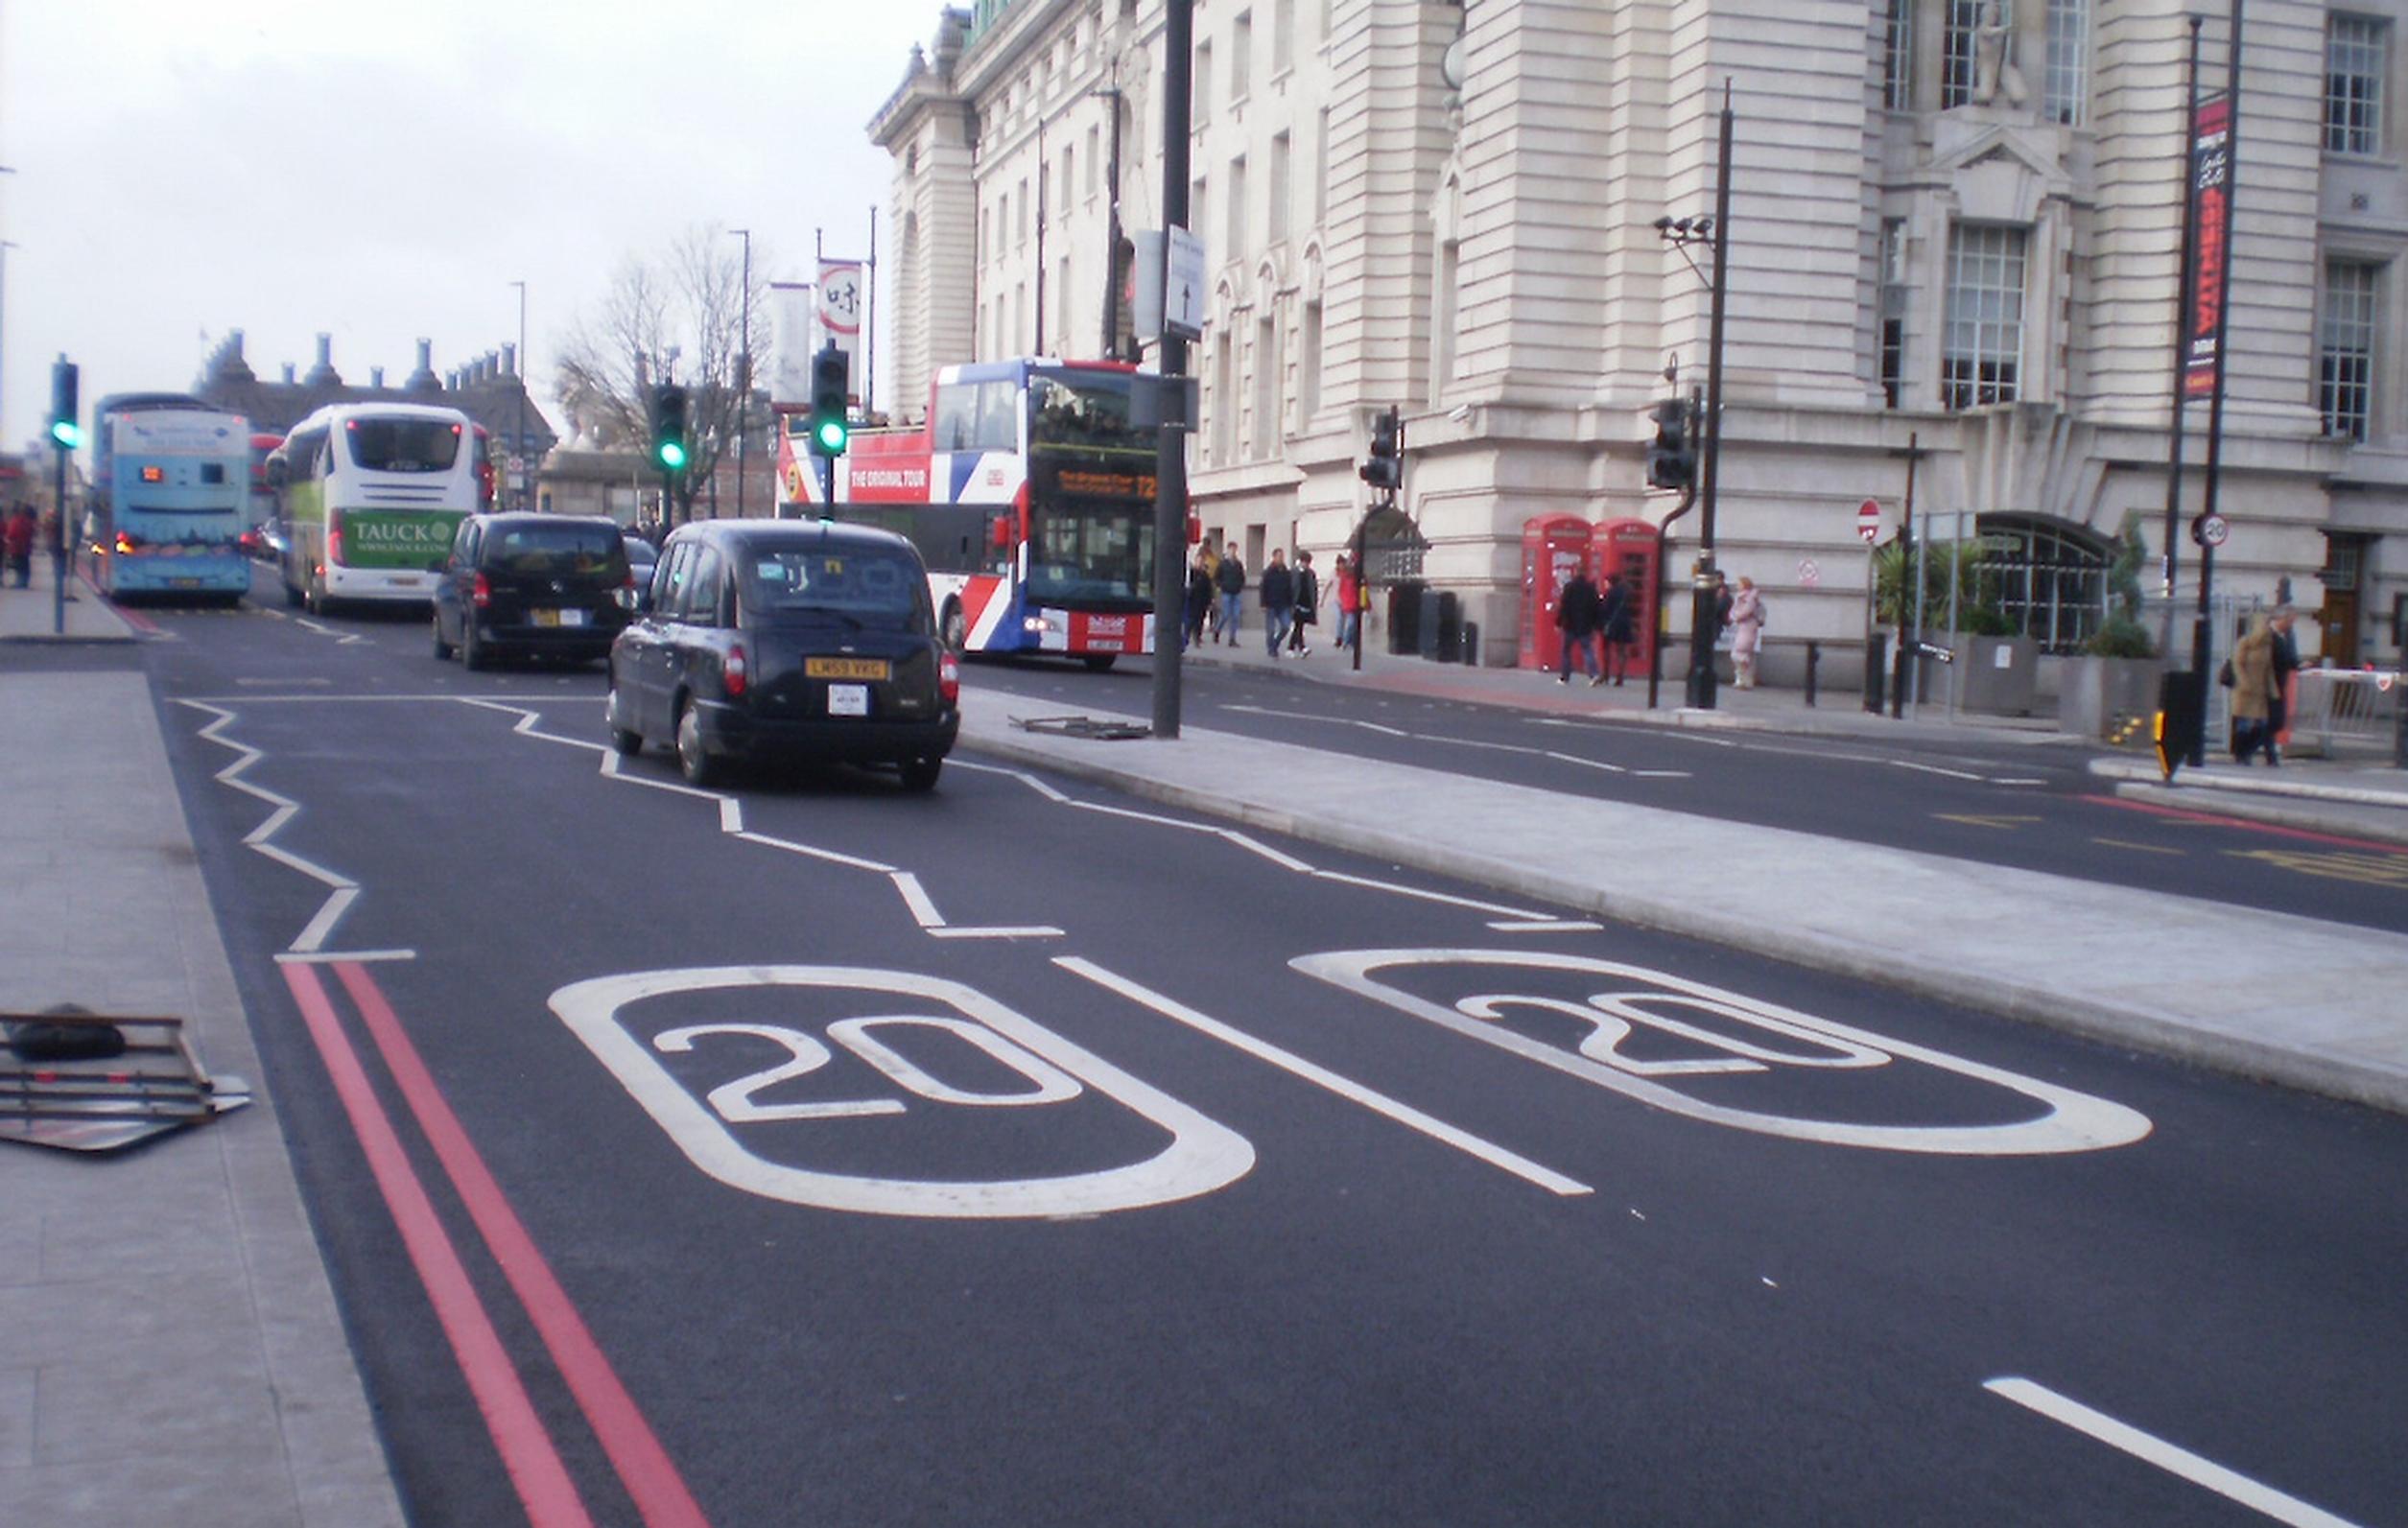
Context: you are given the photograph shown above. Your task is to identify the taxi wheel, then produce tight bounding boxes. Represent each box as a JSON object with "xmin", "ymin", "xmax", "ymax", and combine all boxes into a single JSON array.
[
  {"xmin": 675, "ymin": 703, "xmax": 719, "ymax": 788},
  {"xmin": 606, "ymin": 684, "xmax": 643, "ymax": 755},
  {"xmin": 431, "ymin": 610, "xmax": 455, "ymax": 661},
  {"xmin": 461, "ymin": 622, "xmax": 489, "ymax": 670}
]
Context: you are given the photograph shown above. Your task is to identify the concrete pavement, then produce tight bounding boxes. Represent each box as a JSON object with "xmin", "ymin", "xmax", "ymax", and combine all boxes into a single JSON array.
[{"xmin": 3, "ymin": 565, "xmax": 2403, "ymax": 1524}]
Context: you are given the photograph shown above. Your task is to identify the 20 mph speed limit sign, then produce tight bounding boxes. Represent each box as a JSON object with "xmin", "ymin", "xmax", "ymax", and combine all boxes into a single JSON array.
[
  {"xmin": 2193, "ymin": 513, "xmax": 2230, "ymax": 548},
  {"xmin": 1856, "ymin": 500, "xmax": 1882, "ymax": 543}
]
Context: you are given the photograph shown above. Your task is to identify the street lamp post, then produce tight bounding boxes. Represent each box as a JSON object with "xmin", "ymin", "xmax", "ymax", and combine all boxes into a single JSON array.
[
  {"xmin": 731, "ymin": 228, "xmax": 752, "ymax": 520},
  {"xmin": 1652, "ymin": 82, "xmax": 1735, "ymax": 711},
  {"xmin": 508, "ymin": 280, "xmax": 528, "ymax": 509},
  {"xmin": 1090, "ymin": 85, "xmax": 1125, "ymax": 360}
]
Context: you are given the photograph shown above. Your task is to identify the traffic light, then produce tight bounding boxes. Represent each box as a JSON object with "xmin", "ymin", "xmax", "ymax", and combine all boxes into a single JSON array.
[
  {"xmin": 49, "ymin": 360, "xmax": 83, "ymax": 451},
  {"xmin": 1358, "ymin": 407, "xmax": 1401, "ymax": 491},
  {"xmin": 650, "ymin": 384, "xmax": 689, "ymax": 473},
  {"xmin": 808, "ymin": 345, "xmax": 850, "ymax": 457},
  {"xmin": 1644, "ymin": 398, "xmax": 1692, "ymax": 490}
]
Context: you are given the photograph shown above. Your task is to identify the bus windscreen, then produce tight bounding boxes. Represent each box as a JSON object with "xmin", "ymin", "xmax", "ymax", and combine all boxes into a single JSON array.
[
  {"xmin": 345, "ymin": 417, "xmax": 461, "ymax": 473},
  {"xmin": 1030, "ymin": 372, "xmax": 1151, "ymax": 455}
]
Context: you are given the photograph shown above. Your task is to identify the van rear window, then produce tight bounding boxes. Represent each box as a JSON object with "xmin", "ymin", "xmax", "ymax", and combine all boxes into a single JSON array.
[
  {"xmin": 346, "ymin": 417, "xmax": 461, "ymax": 473},
  {"xmin": 487, "ymin": 522, "xmax": 626, "ymax": 575}
]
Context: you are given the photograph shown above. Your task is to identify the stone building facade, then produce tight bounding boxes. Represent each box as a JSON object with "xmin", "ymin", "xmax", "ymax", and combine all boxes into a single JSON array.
[{"xmin": 875, "ymin": 0, "xmax": 2408, "ymax": 676}]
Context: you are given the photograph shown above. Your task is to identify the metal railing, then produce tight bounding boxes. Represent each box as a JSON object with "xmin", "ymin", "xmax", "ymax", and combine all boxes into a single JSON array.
[{"xmin": 2288, "ymin": 669, "xmax": 2405, "ymax": 758}]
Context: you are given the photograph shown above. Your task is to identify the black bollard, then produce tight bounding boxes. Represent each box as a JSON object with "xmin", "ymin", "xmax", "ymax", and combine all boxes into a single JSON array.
[{"xmin": 1804, "ymin": 640, "xmax": 1820, "ymax": 708}]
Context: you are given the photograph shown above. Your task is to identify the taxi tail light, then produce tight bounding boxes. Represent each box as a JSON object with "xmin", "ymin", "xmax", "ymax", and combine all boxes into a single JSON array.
[
  {"xmin": 724, "ymin": 642, "xmax": 749, "ymax": 698},
  {"xmin": 938, "ymin": 651, "xmax": 960, "ymax": 705},
  {"xmin": 471, "ymin": 572, "xmax": 491, "ymax": 608}
]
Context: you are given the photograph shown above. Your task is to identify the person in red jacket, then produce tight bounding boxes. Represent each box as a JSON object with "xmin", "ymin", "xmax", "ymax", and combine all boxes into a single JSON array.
[{"xmin": 3, "ymin": 505, "xmax": 37, "ymax": 589}]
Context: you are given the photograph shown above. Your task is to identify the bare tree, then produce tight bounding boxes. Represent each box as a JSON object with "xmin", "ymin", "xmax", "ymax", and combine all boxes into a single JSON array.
[{"xmin": 555, "ymin": 225, "xmax": 768, "ymax": 526}]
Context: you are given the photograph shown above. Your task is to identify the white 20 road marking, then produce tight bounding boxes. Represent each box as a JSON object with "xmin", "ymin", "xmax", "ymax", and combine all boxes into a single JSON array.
[
  {"xmin": 1293, "ymin": 949, "xmax": 2152, "ymax": 1155},
  {"xmin": 552, "ymin": 965, "xmax": 1254, "ymax": 1219},
  {"xmin": 1987, "ymin": 1378, "xmax": 2366, "ymax": 1527}
]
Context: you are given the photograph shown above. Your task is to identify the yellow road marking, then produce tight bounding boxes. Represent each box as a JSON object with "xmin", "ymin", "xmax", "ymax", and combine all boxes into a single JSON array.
[
  {"xmin": 2092, "ymin": 837, "xmax": 2184, "ymax": 856},
  {"xmin": 2227, "ymin": 848, "xmax": 2408, "ymax": 888},
  {"xmin": 1934, "ymin": 813, "xmax": 2044, "ymax": 830}
]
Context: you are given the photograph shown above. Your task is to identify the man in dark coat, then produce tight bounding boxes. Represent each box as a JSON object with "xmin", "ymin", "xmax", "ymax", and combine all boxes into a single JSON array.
[
  {"xmin": 1598, "ymin": 572, "xmax": 1637, "ymax": 686},
  {"xmin": 1258, "ymin": 550, "xmax": 1296, "ymax": 659},
  {"xmin": 1555, "ymin": 566, "xmax": 1602, "ymax": 684},
  {"xmin": 1215, "ymin": 549, "xmax": 1247, "ymax": 645}
]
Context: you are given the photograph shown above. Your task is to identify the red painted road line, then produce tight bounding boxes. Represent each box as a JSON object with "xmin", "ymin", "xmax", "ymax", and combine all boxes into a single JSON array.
[
  {"xmin": 280, "ymin": 962, "xmax": 595, "ymax": 1528},
  {"xmin": 335, "ymin": 961, "xmax": 712, "ymax": 1528},
  {"xmin": 2085, "ymin": 792, "xmax": 2408, "ymax": 855},
  {"xmin": 92, "ymin": 579, "xmax": 163, "ymax": 635}
]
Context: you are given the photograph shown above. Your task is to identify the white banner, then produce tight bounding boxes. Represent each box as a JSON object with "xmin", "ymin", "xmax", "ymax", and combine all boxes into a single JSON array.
[{"xmin": 818, "ymin": 260, "xmax": 865, "ymax": 406}]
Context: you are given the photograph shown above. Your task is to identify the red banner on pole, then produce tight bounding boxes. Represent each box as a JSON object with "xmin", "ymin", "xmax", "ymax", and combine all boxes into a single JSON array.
[{"xmin": 2184, "ymin": 95, "xmax": 2232, "ymax": 401}]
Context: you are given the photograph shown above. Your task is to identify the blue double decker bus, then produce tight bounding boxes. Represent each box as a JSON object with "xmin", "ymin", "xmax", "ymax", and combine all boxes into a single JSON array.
[{"xmin": 91, "ymin": 392, "xmax": 253, "ymax": 602}]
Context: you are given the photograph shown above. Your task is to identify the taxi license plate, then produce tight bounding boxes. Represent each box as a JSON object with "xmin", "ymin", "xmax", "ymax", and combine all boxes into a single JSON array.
[
  {"xmin": 533, "ymin": 609, "xmax": 588, "ymax": 627},
  {"xmin": 806, "ymin": 657, "xmax": 889, "ymax": 680},
  {"xmin": 829, "ymin": 684, "xmax": 869, "ymax": 717}
]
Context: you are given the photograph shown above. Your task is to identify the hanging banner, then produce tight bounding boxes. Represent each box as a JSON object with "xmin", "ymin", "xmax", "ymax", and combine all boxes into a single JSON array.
[
  {"xmin": 2183, "ymin": 94, "xmax": 2232, "ymax": 401},
  {"xmin": 818, "ymin": 260, "xmax": 865, "ymax": 406},
  {"xmin": 767, "ymin": 281, "xmax": 816, "ymax": 411}
]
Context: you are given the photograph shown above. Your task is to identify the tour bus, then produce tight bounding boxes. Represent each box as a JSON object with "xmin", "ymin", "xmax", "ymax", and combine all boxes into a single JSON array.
[
  {"xmin": 779, "ymin": 358, "xmax": 1161, "ymax": 669},
  {"xmin": 89, "ymin": 393, "xmax": 253, "ymax": 602},
  {"xmin": 272, "ymin": 402, "xmax": 490, "ymax": 612}
]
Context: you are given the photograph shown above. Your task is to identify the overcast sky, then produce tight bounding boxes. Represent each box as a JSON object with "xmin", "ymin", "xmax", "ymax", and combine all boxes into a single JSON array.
[{"xmin": 0, "ymin": 0, "xmax": 939, "ymax": 452}]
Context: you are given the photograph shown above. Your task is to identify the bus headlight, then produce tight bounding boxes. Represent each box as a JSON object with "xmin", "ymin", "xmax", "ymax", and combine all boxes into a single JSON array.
[{"xmin": 1022, "ymin": 613, "xmax": 1062, "ymax": 635}]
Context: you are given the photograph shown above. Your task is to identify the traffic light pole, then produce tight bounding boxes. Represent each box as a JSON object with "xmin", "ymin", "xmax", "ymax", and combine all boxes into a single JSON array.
[
  {"xmin": 1684, "ymin": 84, "xmax": 1734, "ymax": 711},
  {"xmin": 1148, "ymin": 0, "xmax": 1194, "ymax": 740}
]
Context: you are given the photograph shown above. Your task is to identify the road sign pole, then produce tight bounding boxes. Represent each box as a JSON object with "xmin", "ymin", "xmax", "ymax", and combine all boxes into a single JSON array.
[{"xmin": 1150, "ymin": 0, "xmax": 1195, "ymax": 741}]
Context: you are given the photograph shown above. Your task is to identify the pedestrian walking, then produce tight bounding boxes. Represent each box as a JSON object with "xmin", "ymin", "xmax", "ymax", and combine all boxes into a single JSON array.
[
  {"xmin": 1729, "ymin": 575, "xmax": 1766, "ymax": 690},
  {"xmin": 1287, "ymin": 550, "xmax": 1319, "ymax": 656},
  {"xmin": 1184, "ymin": 550, "xmax": 1216, "ymax": 650},
  {"xmin": 1334, "ymin": 553, "xmax": 1364, "ymax": 653},
  {"xmin": 1197, "ymin": 539, "xmax": 1224, "ymax": 641},
  {"xmin": 2227, "ymin": 612, "xmax": 2281, "ymax": 765},
  {"xmin": 2268, "ymin": 605, "xmax": 2302, "ymax": 762},
  {"xmin": 1598, "ymin": 571, "xmax": 1637, "ymax": 687},
  {"xmin": 1259, "ymin": 549, "xmax": 1295, "ymax": 658},
  {"xmin": 1215, "ymin": 547, "xmax": 1247, "ymax": 645},
  {"xmin": 3, "ymin": 505, "xmax": 36, "ymax": 589},
  {"xmin": 1554, "ymin": 564, "xmax": 1602, "ymax": 684}
]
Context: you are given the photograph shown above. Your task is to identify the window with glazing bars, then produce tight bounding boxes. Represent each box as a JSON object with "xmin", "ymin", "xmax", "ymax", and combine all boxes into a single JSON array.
[
  {"xmin": 1942, "ymin": 0, "xmax": 1983, "ymax": 109},
  {"xmin": 2326, "ymin": 15, "xmax": 2386, "ymax": 155},
  {"xmin": 1943, "ymin": 223, "xmax": 2025, "ymax": 409},
  {"xmin": 1882, "ymin": 0, "xmax": 1914, "ymax": 109},
  {"xmin": 2044, "ymin": 0, "xmax": 2089, "ymax": 126},
  {"xmin": 1879, "ymin": 220, "xmax": 1909, "ymax": 409},
  {"xmin": 2321, "ymin": 259, "xmax": 2378, "ymax": 441}
]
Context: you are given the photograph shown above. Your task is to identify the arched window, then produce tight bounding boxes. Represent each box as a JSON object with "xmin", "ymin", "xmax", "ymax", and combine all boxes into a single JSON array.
[{"xmin": 1975, "ymin": 514, "xmax": 2112, "ymax": 653}]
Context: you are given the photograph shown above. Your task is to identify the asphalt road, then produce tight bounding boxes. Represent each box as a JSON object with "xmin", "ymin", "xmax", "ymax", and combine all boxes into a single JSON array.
[{"xmin": 114, "ymin": 580, "xmax": 2408, "ymax": 1526}]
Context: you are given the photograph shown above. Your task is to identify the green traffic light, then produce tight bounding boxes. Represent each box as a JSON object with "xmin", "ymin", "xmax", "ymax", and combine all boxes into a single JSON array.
[
  {"xmin": 50, "ymin": 420, "xmax": 83, "ymax": 450},
  {"xmin": 656, "ymin": 439, "xmax": 688, "ymax": 471},
  {"xmin": 813, "ymin": 416, "xmax": 848, "ymax": 454}
]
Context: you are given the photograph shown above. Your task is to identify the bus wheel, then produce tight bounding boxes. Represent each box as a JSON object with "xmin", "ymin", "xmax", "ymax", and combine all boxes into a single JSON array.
[
  {"xmin": 305, "ymin": 574, "xmax": 326, "ymax": 617},
  {"xmin": 1082, "ymin": 654, "xmax": 1118, "ymax": 672},
  {"xmin": 283, "ymin": 576, "xmax": 303, "ymax": 609},
  {"xmin": 941, "ymin": 601, "xmax": 967, "ymax": 653}
]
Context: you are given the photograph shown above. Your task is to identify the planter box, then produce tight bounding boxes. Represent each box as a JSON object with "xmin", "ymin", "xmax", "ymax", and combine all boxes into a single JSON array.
[
  {"xmin": 1953, "ymin": 635, "xmax": 2041, "ymax": 716},
  {"xmin": 2057, "ymin": 655, "xmax": 2165, "ymax": 740}
]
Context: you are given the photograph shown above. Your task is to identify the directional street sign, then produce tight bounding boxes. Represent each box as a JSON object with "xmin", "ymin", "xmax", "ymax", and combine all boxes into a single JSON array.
[
  {"xmin": 1166, "ymin": 225, "xmax": 1206, "ymax": 341},
  {"xmin": 1856, "ymin": 499, "xmax": 1881, "ymax": 543}
]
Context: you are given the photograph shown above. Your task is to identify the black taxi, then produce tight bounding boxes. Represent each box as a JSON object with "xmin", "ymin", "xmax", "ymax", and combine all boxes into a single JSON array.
[{"xmin": 605, "ymin": 520, "xmax": 960, "ymax": 789}]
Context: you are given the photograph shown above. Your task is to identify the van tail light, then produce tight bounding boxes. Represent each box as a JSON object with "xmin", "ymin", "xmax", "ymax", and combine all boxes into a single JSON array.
[
  {"xmin": 724, "ymin": 642, "xmax": 748, "ymax": 698},
  {"xmin": 471, "ymin": 572, "xmax": 491, "ymax": 608},
  {"xmin": 114, "ymin": 531, "xmax": 141, "ymax": 554},
  {"xmin": 617, "ymin": 570, "xmax": 638, "ymax": 611},
  {"xmin": 938, "ymin": 652, "xmax": 960, "ymax": 706}
]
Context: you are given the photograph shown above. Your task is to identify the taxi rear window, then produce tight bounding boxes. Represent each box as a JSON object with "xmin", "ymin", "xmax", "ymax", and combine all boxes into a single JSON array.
[{"xmin": 743, "ymin": 550, "xmax": 922, "ymax": 620}]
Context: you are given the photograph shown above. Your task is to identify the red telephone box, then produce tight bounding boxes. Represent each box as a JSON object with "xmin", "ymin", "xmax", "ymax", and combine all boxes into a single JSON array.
[
  {"xmin": 1594, "ymin": 518, "xmax": 1662, "ymax": 672},
  {"xmin": 1520, "ymin": 515, "xmax": 1594, "ymax": 670}
]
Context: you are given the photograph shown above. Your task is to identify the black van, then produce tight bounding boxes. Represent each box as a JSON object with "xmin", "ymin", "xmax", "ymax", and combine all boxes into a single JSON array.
[
  {"xmin": 432, "ymin": 512, "xmax": 633, "ymax": 668},
  {"xmin": 606, "ymin": 520, "xmax": 960, "ymax": 790}
]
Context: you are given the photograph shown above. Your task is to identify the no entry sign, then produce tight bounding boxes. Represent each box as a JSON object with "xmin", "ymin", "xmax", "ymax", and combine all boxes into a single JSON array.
[{"xmin": 1856, "ymin": 500, "xmax": 1881, "ymax": 543}]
